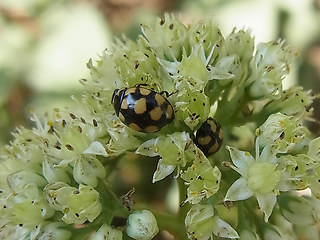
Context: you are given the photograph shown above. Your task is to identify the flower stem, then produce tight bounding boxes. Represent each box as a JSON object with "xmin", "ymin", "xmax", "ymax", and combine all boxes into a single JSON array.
[{"xmin": 155, "ymin": 212, "xmax": 188, "ymax": 239}]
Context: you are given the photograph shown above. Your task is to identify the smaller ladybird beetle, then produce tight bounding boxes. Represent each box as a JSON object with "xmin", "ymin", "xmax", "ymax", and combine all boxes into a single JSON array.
[
  {"xmin": 111, "ymin": 85, "xmax": 174, "ymax": 133},
  {"xmin": 194, "ymin": 118, "xmax": 223, "ymax": 156}
]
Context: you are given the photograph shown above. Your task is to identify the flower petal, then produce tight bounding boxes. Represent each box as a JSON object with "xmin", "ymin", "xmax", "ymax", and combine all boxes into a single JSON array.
[
  {"xmin": 135, "ymin": 137, "xmax": 160, "ymax": 157},
  {"xmin": 256, "ymin": 192, "xmax": 277, "ymax": 222},
  {"xmin": 224, "ymin": 177, "xmax": 253, "ymax": 201},
  {"xmin": 227, "ymin": 146, "xmax": 254, "ymax": 175},
  {"xmin": 212, "ymin": 215, "xmax": 239, "ymax": 239},
  {"xmin": 83, "ymin": 141, "xmax": 108, "ymax": 157},
  {"xmin": 152, "ymin": 158, "xmax": 175, "ymax": 183}
]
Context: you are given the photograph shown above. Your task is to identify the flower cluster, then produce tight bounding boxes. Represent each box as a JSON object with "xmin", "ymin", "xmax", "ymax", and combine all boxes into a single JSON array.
[{"xmin": 0, "ymin": 14, "xmax": 319, "ymax": 240}]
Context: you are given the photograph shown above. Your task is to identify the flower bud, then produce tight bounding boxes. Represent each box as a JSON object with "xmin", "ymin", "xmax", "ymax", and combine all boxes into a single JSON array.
[
  {"xmin": 181, "ymin": 154, "xmax": 221, "ymax": 204},
  {"xmin": 73, "ymin": 154, "xmax": 106, "ymax": 187},
  {"xmin": 126, "ymin": 210, "xmax": 159, "ymax": 240},
  {"xmin": 264, "ymin": 87, "xmax": 314, "ymax": 118},
  {"xmin": 90, "ymin": 224, "xmax": 122, "ymax": 240},
  {"xmin": 7, "ymin": 171, "xmax": 47, "ymax": 191},
  {"xmin": 44, "ymin": 183, "xmax": 101, "ymax": 224},
  {"xmin": 185, "ymin": 204, "xmax": 239, "ymax": 240},
  {"xmin": 256, "ymin": 113, "xmax": 309, "ymax": 153},
  {"xmin": 38, "ymin": 222, "xmax": 72, "ymax": 240},
  {"xmin": 5, "ymin": 184, "xmax": 54, "ymax": 230},
  {"xmin": 278, "ymin": 193, "xmax": 320, "ymax": 226},
  {"xmin": 247, "ymin": 40, "xmax": 296, "ymax": 99},
  {"xmin": 140, "ymin": 14, "xmax": 188, "ymax": 61},
  {"xmin": 136, "ymin": 132, "xmax": 194, "ymax": 182}
]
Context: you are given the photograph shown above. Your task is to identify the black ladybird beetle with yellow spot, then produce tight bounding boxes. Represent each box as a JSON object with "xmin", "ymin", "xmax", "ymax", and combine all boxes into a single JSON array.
[
  {"xmin": 111, "ymin": 85, "xmax": 174, "ymax": 133},
  {"xmin": 194, "ymin": 117, "xmax": 223, "ymax": 156}
]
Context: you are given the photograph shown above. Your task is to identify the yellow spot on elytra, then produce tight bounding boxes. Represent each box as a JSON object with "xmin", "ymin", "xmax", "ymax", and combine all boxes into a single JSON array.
[
  {"xmin": 134, "ymin": 98, "xmax": 147, "ymax": 114},
  {"xmin": 245, "ymin": 152, "xmax": 251, "ymax": 156},
  {"xmin": 129, "ymin": 123, "xmax": 142, "ymax": 131},
  {"xmin": 149, "ymin": 107, "xmax": 162, "ymax": 121},
  {"xmin": 197, "ymin": 136, "xmax": 211, "ymax": 145},
  {"xmin": 208, "ymin": 120, "xmax": 217, "ymax": 132},
  {"xmin": 144, "ymin": 125, "xmax": 159, "ymax": 133},
  {"xmin": 119, "ymin": 112, "xmax": 125, "ymax": 122},
  {"xmin": 218, "ymin": 129, "xmax": 223, "ymax": 140},
  {"xmin": 139, "ymin": 88, "xmax": 151, "ymax": 96},
  {"xmin": 209, "ymin": 143, "xmax": 220, "ymax": 153},
  {"xmin": 166, "ymin": 105, "xmax": 173, "ymax": 119},
  {"xmin": 155, "ymin": 94, "xmax": 165, "ymax": 105},
  {"xmin": 121, "ymin": 99, "xmax": 128, "ymax": 109},
  {"xmin": 125, "ymin": 88, "xmax": 136, "ymax": 95}
]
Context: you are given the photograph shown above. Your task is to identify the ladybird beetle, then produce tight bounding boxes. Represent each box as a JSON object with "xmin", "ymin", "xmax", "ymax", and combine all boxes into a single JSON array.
[
  {"xmin": 194, "ymin": 118, "xmax": 223, "ymax": 156},
  {"xmin": 111, "ymin": 85, "xmax": 174, "ymax": 133}
]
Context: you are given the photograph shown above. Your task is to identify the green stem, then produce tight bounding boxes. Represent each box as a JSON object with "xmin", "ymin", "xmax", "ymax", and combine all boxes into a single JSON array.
[
  {"xmin": 215, "ymin": 86, "xmax": 245, "ymax": 125},
  {"xmin": 206, "ymin": 81, "xmax": 223, "ymax": 105},
  {"xmin": 155, "ymin": 212, "xmax": 188, "ymax": 239},
  {"xmin": 177, "ymin": 178, "xmax": 190, "ymax": 220}
]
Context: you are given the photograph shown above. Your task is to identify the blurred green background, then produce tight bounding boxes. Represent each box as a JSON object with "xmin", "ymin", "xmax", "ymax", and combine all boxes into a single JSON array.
[{"xmin": 0, "ymin": 0, "xmax": 320, "ymax": 146}]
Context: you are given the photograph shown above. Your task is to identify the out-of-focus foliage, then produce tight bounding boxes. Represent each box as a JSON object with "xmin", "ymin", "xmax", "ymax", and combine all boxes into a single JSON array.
[{"xmin": 0, "ymin": 0, "xmax": 111, "ymax": 145}]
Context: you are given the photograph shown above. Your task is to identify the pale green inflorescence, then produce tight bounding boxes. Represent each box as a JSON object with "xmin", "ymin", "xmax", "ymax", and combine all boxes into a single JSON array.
[{"xmin": 0, "ymin": 13, "xmax": 319, "ymax": 239}]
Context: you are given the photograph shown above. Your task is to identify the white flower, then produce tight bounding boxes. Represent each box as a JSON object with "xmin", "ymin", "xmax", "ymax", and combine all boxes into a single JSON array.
[{"xmin": 224, "ymin": 143, "xmax": 281, "ymax": 221}]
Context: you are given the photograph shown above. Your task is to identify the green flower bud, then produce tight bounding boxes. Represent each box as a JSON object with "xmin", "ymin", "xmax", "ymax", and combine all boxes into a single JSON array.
[
  {"xmin": 6, "ymin": 126, "xmax": 47, "ymax": 173},
  {"xmin": 5, "ymin": 183, "xmax": 54, "ymax": 230},
  {"xmin": 256, "ymin": 113, "xmax": 309, "ymax": 153},
  {"xmin": 63, "ymin": 184, "xmax": 101, "ymax": 224},
  {"xmin": 178, "ymin": 46, "xmax": 212, "ymax": 83},
  {"xmin": 113, "ymin": 38, "xmax": 159, "ymax": 86},
  {"xmin": 185, "ymin": 204, "xmax": 239, "ymax": 240},
  {"xmin": 136, "ymin": 132, "xmax": 194, "ymax": 182},
  {"xmin": 264, "ymin": 87, "xmax": 314, "ymax": 118},
  {"xmin": 44, "ymin": 183, "xmax": 101, "ymax": 224},
  {"xmin": 0, "ymin": 225, "xmax": 31, "ymax": 240},
  {"xmin": 126, "ymin": 209, "xmax": 159, "ymax": 240},
  {"xmin": 174, "ymin": 84, "xmax": 210, "ymax": 130},
  {"xmin": 213, "ymin": 54, "xmax": 241, "ymax": 85},
  {"xmin": 43, "ymin": 156, "xmax": 72, "ymax": 184},
  {"xmin": 73, "ymin": 154, "xmax": 106, "ymax": 187},
  {"xmin": 247, "ymin": 40, "xmax": 296, "ymax": 99},
  {"xmin": 277, "ymin": 154, "xmax": 314, "ymax": 191},
  {"xmin": 308, "ymin": 136, "xmax": 320, "ymax": 160},
  {"xmin": 44, "ymin": 182, "xmax": 76, "ymax": 211},
  {"xmin": 278, "ymin": 193, "xmax": 320, "ymax": 226},
  {"xmin": 217, "ymin": 29, "xmax": 254, "ymax": 85},
  {"xmin": 189, "ymin": 15, "xmax": 224, "ymax": 63},
  {"xmin": 90, "ymin": 224, "xmax": 123, "ymax": 240},
  {"xmin": 140, "ymin": 14, "xmax": 188, "ymax": 61},
  {"xmin": 249, "ymin": 70, "xmax": 284, "ymax": 99},
  {"xmin": 38, "ymin": 222, "xmax": 72, "ymax": 240},
  {"xmin": 181, "ymin": 153, "xmax": 221, "ymax": 204},
  {"xmin": 105, "ymin": 115, "xmax": 141, "ymax": 154},
  {"xmin": 307, "ymin": 168, "xmax": 320, "ymax": 199},
  {"xmin": 7, "ymin": 171, "xmax": 47, "ymax": 192},
  {"xmin": 87, "ymin": 53, "xmax": 121, "ymax": 91}
]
